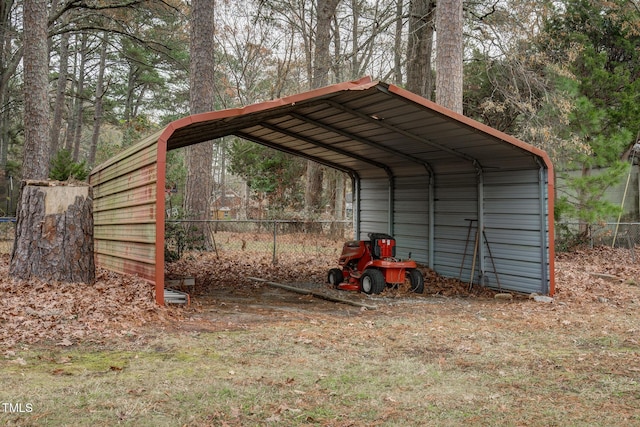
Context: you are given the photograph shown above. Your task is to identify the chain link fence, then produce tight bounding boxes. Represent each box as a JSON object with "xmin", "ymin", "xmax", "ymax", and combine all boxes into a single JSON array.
[
  {"xmin": 556, "ymin": 221, "xmax": 640, "ymax": 252},
  {"xmin": 165, "ymin": 220, "xmax": 354, "ymax": 263},
  {"xmin": 176, "ymin": 220, "xmax": 640, "ymax": 263},
  {"xmin": 2, "ymin": 218, "xmax": 637, "ymax": 261},
  {"xmin": 0, "ymin": 219, "xmax": 15, "ymax": 254},
  {"xmin": 0, "ymin": 219, "xmax": 354, "ymax": 260}
]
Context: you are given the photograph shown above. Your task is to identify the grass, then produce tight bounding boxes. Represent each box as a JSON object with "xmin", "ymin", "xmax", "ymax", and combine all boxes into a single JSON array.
[{"xmin": 1, "ymin": 298, "xmax": 639, "ymax": 426}]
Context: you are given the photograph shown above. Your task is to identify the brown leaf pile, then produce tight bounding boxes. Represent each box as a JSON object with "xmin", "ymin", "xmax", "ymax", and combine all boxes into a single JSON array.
[
  {"xmin": 0, "ymin": 255, "xmax": 178, "ymax": 349},
  {"xmin": 165, "ymin": 251, "xmax": 334, "ymax": 293},
  {"xmin": 555, "ymin": 245, "xmax": 640, "ymax": 305}
]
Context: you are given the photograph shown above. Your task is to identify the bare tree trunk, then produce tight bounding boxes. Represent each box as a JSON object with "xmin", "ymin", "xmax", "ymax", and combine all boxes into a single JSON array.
[
  {"xmin": 185, "ymin": 0, "xmax": 215, "ymax": 247},
  {"xmin": 50, "ymin": 23, "xmax": 70, "ymax": 159},
  {"xmin": 328, "ymin": 169, "xmax": 346, "ymax": 236},
  {"xmin": 89, "ymin": 34, "xmax": 108, "ymax": 167},
  {"xmin": 406, "ymin": 0, "xmax": 435, "ymax": 98},
  {"xmin": 72, "ymin": 32, "xmax": 87, "ymax": 161},
  {"xmin": 312, "ymin": 0, "xmax": 340, "ymax": 88},
  {"xmin": 435, "ymin": 0, "xmax": 463, "ymax": 113},
  {"xmin": 393, "ymin": 0, "xmax": 403, "ymax": 85},
  {"xmin": 306, "ymin": 0, "xmax": 340, "ymax": 218},
  {"xmin": 21, "ymin": 0, "xmax": 49, "ymax": 180},
  {"xmin": 305, "ymin": 160, "xmax": 324, "ymax": 218},
  {"xmin": 10, "ymin": 0, "xmax": 94, "ymax": 284},
  {"xmin": 350, "ymin": 0, "xmax": 359, "ymax": 79},
  {"xmin": 0, "ymin": 0, "xmax": 21, "ymax": 172}
]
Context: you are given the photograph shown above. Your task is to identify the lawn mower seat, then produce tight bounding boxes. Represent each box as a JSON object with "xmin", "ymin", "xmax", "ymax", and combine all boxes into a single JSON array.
[{"xmin": 368, "ymin": 233, "xmax": 396, "ymax": 259}]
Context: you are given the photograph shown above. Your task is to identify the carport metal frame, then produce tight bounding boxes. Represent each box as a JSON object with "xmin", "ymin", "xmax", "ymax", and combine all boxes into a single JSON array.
[{"xmin": 90, "ymin": 77, "xmax": 555, "ymax": 305}]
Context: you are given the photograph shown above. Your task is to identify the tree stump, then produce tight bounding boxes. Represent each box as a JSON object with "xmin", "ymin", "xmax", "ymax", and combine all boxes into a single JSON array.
[{"xmin": 10, "ymin": 181, "xmax": 95, "ymax": 283}]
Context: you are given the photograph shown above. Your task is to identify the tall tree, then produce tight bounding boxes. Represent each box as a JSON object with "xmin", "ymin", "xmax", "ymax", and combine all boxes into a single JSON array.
[
  {"xmin": 50, "ymin": 30, "xmax": 70, "ymax": 159},
  {"xmin": 392, "ymin": 0, "xmax": 403, "ymax": 84},
  {"xmin": 406, "ymin": 0, "xmax": 435, "ymax": 98},
  {"xmin": 21, "ymin": 0, "xmax": 49, "ymax": 180},
  {"xmin": 542, "ymin": 0, "xmax": 640, "ymax": 227},
  {"xmin": 89, "ymin": 33, "xmax": 108, "ymax": 167},
  {"xmin": 306, "ymin": 0, "xmax": 340, "ymax": 217},
  {"xmin": 435, "ymin": 0, "xmax": 463, "ymax": 113},
  {"xmin": 0, "ymin": 0, "xmax": 21, "ymax": 174},
  {"xmin": 11, "ymin": 0, "xmax": 95, "ymax": 284},
  {"xmin": 70, "ymin": 32, "xmax": 88, "ymax": 160},
  {"xmin": 184, "ymin": 0, "xmax": 215, "ymax": 243}
]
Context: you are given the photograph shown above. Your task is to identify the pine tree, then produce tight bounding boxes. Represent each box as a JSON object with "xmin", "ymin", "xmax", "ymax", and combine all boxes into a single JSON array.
[
  {"xmin": 49, "ymin": 149, "xmax": 89, "ymax": 181},
  {"xmin": 543, "ymin": 0, "xmax": 640, "ymax": 229}
]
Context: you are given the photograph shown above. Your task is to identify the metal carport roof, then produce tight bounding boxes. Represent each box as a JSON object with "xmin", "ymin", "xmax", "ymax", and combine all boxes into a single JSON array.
[
  {"xmin": 164, "ymin": 76, "xmax": 549, "ymax": 178},
  {"xmin": 90, "ymin": 76, "xmax": 555, "ymax": 305}
]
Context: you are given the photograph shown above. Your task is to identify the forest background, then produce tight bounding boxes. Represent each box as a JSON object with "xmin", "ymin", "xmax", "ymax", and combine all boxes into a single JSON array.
[{"xmin": 2, "ymin": 0, "xmax": 640, "ymax": 241}]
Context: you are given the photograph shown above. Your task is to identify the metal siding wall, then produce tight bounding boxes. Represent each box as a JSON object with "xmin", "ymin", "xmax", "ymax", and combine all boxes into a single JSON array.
[
  {"xmin": 393, "ymin": 175, "xmax": 430, "ymax": 263},
  {"xmin": 427, "ymin": 168, "xmax": 550, "ymax": 295},
  {"xmin": 358, "ymin": 178, "xmax": 390, "ymax": 239},
  {"xmin": 90, "ymin": 136, "xmax": 159, "ymax": 283},
  {"xmin": 433, "ymin": 172, "xmax": 478, "ymax": 279},
  {"xmin": 482, "ymin": 169, "xmax": 548, "ymax": 294}
]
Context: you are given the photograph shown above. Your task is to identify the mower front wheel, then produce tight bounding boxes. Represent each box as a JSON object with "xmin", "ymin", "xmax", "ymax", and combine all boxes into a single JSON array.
[
  {"xmin": 327, "ymin": 268, "xmax": 344, "ymax": 288},
  {"xmin": 361, "ymin": 269, "xmax": 385, "ymax": 295},
  {"xmin": 407, "ymin": 269, "xmax": 424, "ymax": 293}
]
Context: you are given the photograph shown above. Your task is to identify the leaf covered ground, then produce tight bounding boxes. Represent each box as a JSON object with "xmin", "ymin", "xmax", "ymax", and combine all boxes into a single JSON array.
[
  {"xmin": 0, "ymin": 246, "xmax": 638, "ymax": 347},
  {"xmin": 0, "ymin": 247, "xmax": 639, "ymax": 425}
]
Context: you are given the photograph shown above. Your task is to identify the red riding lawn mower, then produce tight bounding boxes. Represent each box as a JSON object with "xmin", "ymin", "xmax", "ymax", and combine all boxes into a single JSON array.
[{"xmin": 327, "ymin": 233, "xmax": 424, "ymax": 295}]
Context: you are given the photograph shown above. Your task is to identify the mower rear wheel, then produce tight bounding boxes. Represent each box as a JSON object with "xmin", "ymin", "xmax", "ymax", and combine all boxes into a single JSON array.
[
  {"xmin": 407, "ymin": 269, "xmax": 424, "ymax": 293},
  {"xmin": 327, "ymin": 268, "xmax": 344, "ymax": 288},
  {"xmin": 361, "ymin": 269, "xmax": 385, "ymax": 294}
]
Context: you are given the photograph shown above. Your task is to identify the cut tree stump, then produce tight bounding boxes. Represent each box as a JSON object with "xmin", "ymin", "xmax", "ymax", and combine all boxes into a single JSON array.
[{"xmin": 10, "ymin": 181, "xmax": 95, "ymax": 284}]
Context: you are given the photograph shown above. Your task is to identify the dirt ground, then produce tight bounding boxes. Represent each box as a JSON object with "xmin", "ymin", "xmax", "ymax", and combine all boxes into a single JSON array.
[{"xmin": 0, "ymin": 246, "xmax": 639, "ymax": 347}]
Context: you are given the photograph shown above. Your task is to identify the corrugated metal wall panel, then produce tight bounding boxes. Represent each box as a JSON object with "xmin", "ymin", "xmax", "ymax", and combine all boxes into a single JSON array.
[
  {"xmin": 480, "ymin": 170, "xmax": 549, "ymax": 293},
  {"xmin": 94, "ymin": 223, "xmax": 156, "ymax": 243},
  {"xmin": 432, "ymin": 172, "xmax": 478, "ymax": 279},
  {"xmin": 95, "ymin": 252, "xmax": 156, "ymax": 279},
  {"xmin": 393, "ymin": 176, "xmax": 430, "ymax": 262},
  {"xmin": 95, "ymin": 240, "xmax": 156, "ymax": 266},
  {"xmin": 93, "ymin": 204, "xmax": 158, "ymax": 225},
  {"xmin": 358, "ymin": 178, "xmax": 390, "ymax": 238},
  {"xmin": 93, "ymin": 184, "xmax": 157, "ymax": 212},
  {"xmin": 425, "ymin": 167, "xmax": 551, "ymax": 295},
  {"xmin": 92, "ymin": 148, "xmax": 157, "ymax": 186},
  {"xmin": 90, "ymin": 136, "xmax": 160, "ymax": 285},
  {"xmin": 92, "ymin": 163, "xmax": 157, "ymax": 199}
]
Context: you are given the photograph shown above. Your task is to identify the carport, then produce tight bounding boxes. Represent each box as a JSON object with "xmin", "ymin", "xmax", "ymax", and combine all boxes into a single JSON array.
[{"xmin": 89, "ymin": 76, "xmax": 555, "ymax": 305}]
